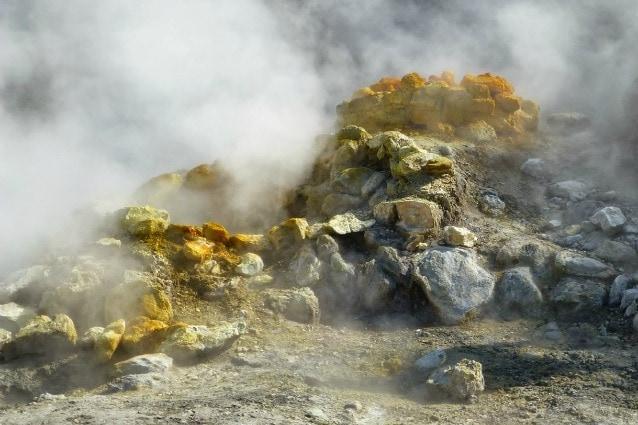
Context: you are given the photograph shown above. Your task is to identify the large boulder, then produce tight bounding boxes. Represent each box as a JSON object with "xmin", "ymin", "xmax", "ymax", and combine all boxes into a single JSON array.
[
  {"xmin": 549, "ymin": 278, "xmax": 607, "ymax": 316},
  {"xmin": 2, "ymin": 314, "xmax": 77, "ymax": 360},
  {"xmin": 159, "ymin": 321, "xmax": 246, "ymax": 363},
  {"xmin": 590, "ymin": 207, "xmax": 626, "ymax": 235},
  {"xmin": 264, "ymin": 288, "xmax": 320, "ymax": 324},
  {"xmin": 412, "ymin": 248, "xmax": 495, "ymax": 324},
  {"xmin": 555, "ymin": 251, "xmax": 614, "ymax": 279}
]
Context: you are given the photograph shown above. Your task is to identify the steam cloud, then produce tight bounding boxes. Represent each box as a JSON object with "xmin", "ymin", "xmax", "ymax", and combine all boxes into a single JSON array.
[{"xmin": 1, "ymin": 0, "xmax": 637, "ymax": 276}]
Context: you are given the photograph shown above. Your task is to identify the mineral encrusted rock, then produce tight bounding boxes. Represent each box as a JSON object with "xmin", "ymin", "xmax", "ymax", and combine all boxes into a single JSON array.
[
  {"xmin": 428, "ymin": 358, "xmax": 485, "ymax": 401},
  {"xmin": 2, "ymin": 314, "xmax": 77, "ymax": 360},
  {"xmin": 159, "ymin": 321, "xmax": 246, "ymax": 362}
]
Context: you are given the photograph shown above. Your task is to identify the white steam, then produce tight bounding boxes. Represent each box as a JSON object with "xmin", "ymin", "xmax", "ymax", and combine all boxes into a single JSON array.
[{"xmin": 1, "ymin": 0, "xmax": 638, "ymax": 275}]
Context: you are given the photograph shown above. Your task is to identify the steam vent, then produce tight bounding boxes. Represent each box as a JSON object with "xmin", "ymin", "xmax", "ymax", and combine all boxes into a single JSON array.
[{"xmin": 2, "ymin": 71, "xmax": 638, "ymax": 424}]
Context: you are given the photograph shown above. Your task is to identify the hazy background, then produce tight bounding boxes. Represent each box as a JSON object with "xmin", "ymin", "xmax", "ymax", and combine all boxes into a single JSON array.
[{"xmin": 1, "ymin": 0, "xmax": 637, "ymax": 276}]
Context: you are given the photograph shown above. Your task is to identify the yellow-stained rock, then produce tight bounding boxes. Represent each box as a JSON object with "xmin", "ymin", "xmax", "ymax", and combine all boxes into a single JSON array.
[
  {"xmin": 424, "ymin": 156, "xmax": 454, "ymax": 175},
  {"xmin": 229, "ymin": 234, "xmax": 266, "ymax": 252},
  {"xmin": 104, "ymin": 274, "xmax": 174, "ymax": 324},
  {"xmin": 268, "ymin": 218, "xmax": 309, "ymax": 250},
  {"xmin": 494, "ymin": 93, "xmax": 521, "ymax": 112},
  {"xmin": 183, "ymin": 163, "xmax": 223, "ymax": 191},
  {"xmin": 95, "ymin": 319, "xmax": 125, "ymax": 362},
  {"xmin": 120, "ymin": 316, "xmax": 169, "ymax": 355},
  {"xmin": 369, "ymin": 76, "xmax": 401, "ymax": 93},
  {"xmin": 183, "ymin": 239, "xmax": 213, "ymax": 262},
  {"xmin": 135, "ymin": 173, "xmax": 183, "ymax": 205},
  {"xmin": 461, "ymin": 73, "xmax": 514, "ymax": 96},
  {"xmin": 400, "ymin": 72, "xmax": 427, "ymax": 90},
  {"xmin": 202, "ymin": 222, "xmax": 230, "ymax": 244}
]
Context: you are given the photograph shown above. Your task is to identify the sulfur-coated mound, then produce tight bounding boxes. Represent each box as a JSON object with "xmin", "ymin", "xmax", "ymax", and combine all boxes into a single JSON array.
[{"xmin": 338, "ymin": 71, "xmax": 539, "ymax": 142}]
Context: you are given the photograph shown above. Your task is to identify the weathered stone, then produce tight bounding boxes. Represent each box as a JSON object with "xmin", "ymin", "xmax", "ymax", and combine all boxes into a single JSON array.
[
  {"xmin": 375, "ymin": 246, "xmax": 411, "ymax": 281},
  {"xmin": 361, "ymin": 172, "xmax": 386, "ymax": 198},
  {"xmin": 609, "ymin": 275, "xmax": 631, "ymax": 306},
  {"xmin": 315, "ymin": 234, "xmax": 339, "ymax": 260},
  {"xmin": 264, "ymin": 288, "xmax": 320, "ymax": 324},
  {"xmin": 392, "ymin": 198, "xmax": 443, "ymax": 233},
  {"xmin": 327, "ymin": 212, "xmax": 375, "ymax": 235},
  {"xmin": 496, "ymin": 267, "xmax": 543, "ymax": 317},
  {"xmin": 428, "ymin": 359, "xmax": 485, "ymax": 401},
  {"xmin": 2, "ymin": 314, "xmax": 77, "ymax": 360},
  {"xmin": 414, "ymin": 348, "xmax": 447, "ymax": 373},
  {"xmin": 118, "ymin": 206, "xmax": 170, "ymax": 237},
  {"xmin": 268, "ymin": 218, "xmax": 309, "ymax": 251},
  {"xmin": 332, "ymin": 167, "xmax": 376, "ymax": 196},
  {"xmin": 555, "ymin": 251, "xmax": 613, "ymax": 279},
  {"xmin": 443, "ymin": 226, "xmax": 477, "ymax": 248},
  {"xmin": 159, "ymin": 321, "xmax": 246, "ymax": 362},
  {"xmin": 548, "ymin": 181, "xmax": 588, "ymax": 201},
  {"xmin": 412, "ymin": 248, "xmax": 495, "ymax": 324},
  {"xmin": 113, "ymin": 353, "xmax": 173, "ymax": 377},
  {"xmin": 228, "ymin": 234, "xmax": 265, "ymax": 252},
  {"xmin": 495, "ymin": 238, "xmax": 557, "ymax": 282},
  {"xmin": 549, "ymin": 278, "xmax": 607, "ymax": 316},
  {"xmin": 594, "ymin": 240, "xmax": 637, "ymax": 264},
  {"xmin": 620, "ymin": 289, "xmax": 638, "ymax": 312},
  {"xmin": 288, "ymin": 246, "xmax": 322, "ymax": 287},
  {"xmin": 479, "ymin": 190, "xmax": 505, "ymax": 216},
  {"xmin": 373, "ymin": 201, "xmax": 398, "ymax": 225},
  {"xmin": 590, "ymin": 207, "xmax": 626, "ymax": 235},
  {"xmin": 183, "ymin": 163, "xmax": 224, "ymax": 190},
  {"xmin": 357, "ymin": 260, "xmax": 395, "ymax": 311},
  {"xmin": 235, "ymin": 253, "xmax": 264, "ymax": 276},
  {"xmin": 0, "ymin": 302, "xmax": 36, "ymax": 333}
]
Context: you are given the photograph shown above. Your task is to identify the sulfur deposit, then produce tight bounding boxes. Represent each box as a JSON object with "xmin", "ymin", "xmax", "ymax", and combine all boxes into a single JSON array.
[{"xmin": 339, "ymin": 71, "xmax": 539, "ymax": 142}]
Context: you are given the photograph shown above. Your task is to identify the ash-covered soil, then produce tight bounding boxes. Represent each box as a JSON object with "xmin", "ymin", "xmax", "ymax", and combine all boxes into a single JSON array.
[{"xmin": 1, "ymin": 314, "xmax": 637, "ymax": 424}]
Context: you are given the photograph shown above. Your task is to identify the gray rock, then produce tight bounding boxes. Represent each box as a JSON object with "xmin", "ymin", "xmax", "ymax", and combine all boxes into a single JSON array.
[
  {"xmin": 107, "ymin": 373, "xmax": 168, "ymax": 392},
  {"xmin": 375, "ymin": 246, "xmax": 411, "ymax": 281},
  {"xmin": 549, "ymin": 278, "xmax": 607, "ymax": 316},
  {"xmin": 479, "ymin": 190, "xmax": 505, "ymax": 216},
  {"xmin": 564, "ymin": 200, "xmax": 604, "ymax": 225},
  {"xmin": 113, "ymin": 353, "xmax": 173, "ymax": 377},
  {"xmin": 590, "ymin": 207, "xmax": 627, "ymax": 235},
  {"xmin": 520, "ymin": 158, "xmax": 546, "ymax": 179},
  {"xmin": 264, "ymin": 288, "xmax": 320, "ymax": 324},
  {"xmin": 327, "ymin": 212, "xmax": 375, "ymax": 235},
  {"xmin": 497, "ymin": 267, "xmax": 543, "ymax": 317},
  {"xmin": 160, "ymin": 321, "xmax": 246, "ymax": 362},
  {"xmin": 594, "ymin": 240, "xmax": 637, "ymax": 264},
  {"xmin": 315, "ymin": 234, "xmax": 339, "ymax": 260},
  {"xmin": 363, "ymin": 226, "xmax": 404, "ymax": 250},
  {"xmin": 496, "ymin": 238, "xmax": 557, "ymax": 282},
  {"xmin": 361, "ymin": 172, "xmax": 386, "ymax": 198},
  {"xmin": 288, "ymin": 246, "xmax": 322, "ymax": 287},
  {"xmin": 438, "ymin": 145, "xmax": 454, "ymax": 157},
  {"xmin": 427, "ymin": 359, "xmax": 485, "ymax": 401},
  {"xmin": 414, "ymin": 348, "xmax": 447, "ymax": 373},
  {"xmin": 634, "ymin": 313, "xmax": 638, "ymax": 333},
  {"xmin": 555, "ymin": 251, "xmax": 613, "ymax": 279},
  {"xmin": 412, "ymin": 248, "xmax": 495, "ymax": 324},
  {"xmin": 0, "ymin": 302, "xmax": 36, "ymax": 333},
  {"xmin": 235, "ymin": 253, "xmax": 264, "ymax": 276},
  {"xmin": 548, "ymin": 180, "xmax": 588, "ymax": 201},
  {"xmin": 620, "ymin": 289, "xmax": 638, "ymax": 312},
  {"xmin": 357, "ymin": 260, "xmax": 395, "ymax": 311},
  {"xmin": 609, "ymin": 275, "xmax": 632, "ymax": 306}
]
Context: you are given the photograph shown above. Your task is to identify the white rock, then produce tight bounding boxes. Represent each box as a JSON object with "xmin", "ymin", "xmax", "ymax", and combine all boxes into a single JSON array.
[
  {"xmin": 443, "ymin": 226, "xmax": 477, "ymax": 248},
  {"xmin": 113, "ymin": 353, "xmax": 173, "ymax": 376},
  {"xmin": 415, "ymin": 348, "xmax": 447, "ymax": 373},
  {"xmin": 235, "ymin": 253, "xmax": 264, "ymax": 276},
  {"xmin": 590, "ymin": 207, "xmax": 626, "ymax": 235}
]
